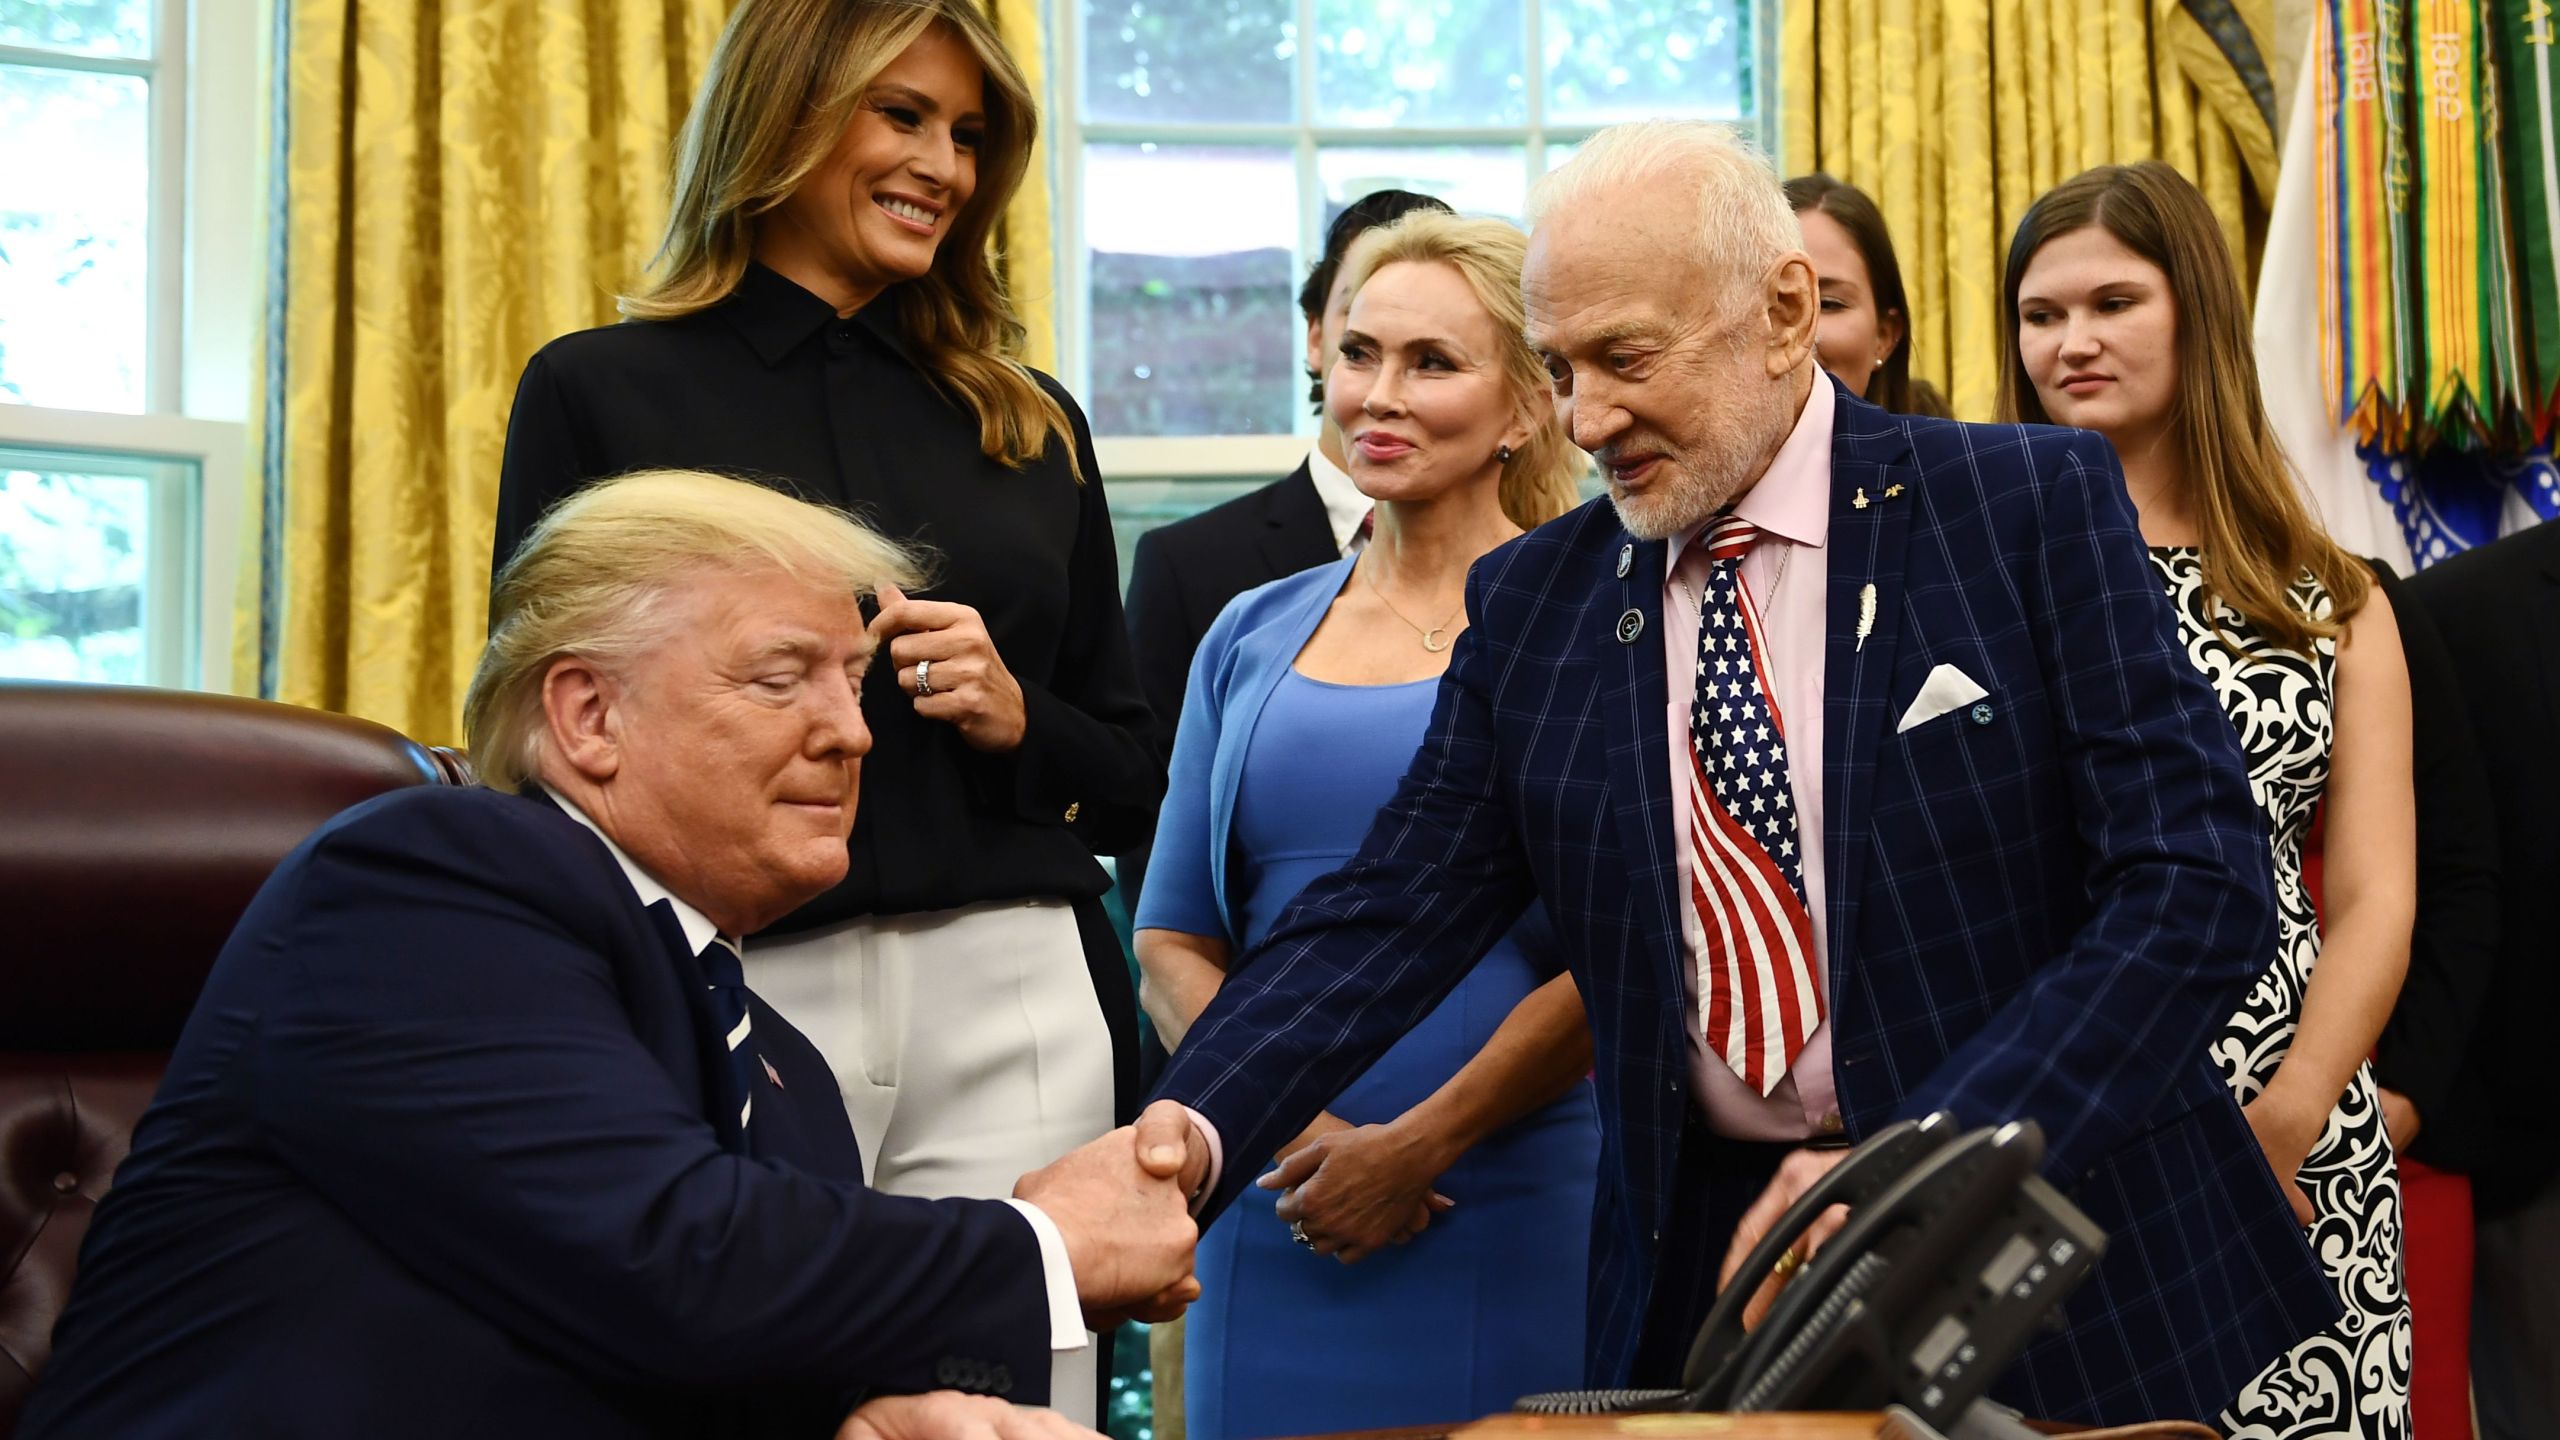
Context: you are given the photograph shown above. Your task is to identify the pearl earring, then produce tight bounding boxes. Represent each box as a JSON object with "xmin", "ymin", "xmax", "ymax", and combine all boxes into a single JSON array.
[{"xmin": 1497, "ymin": 444, "xmax": 1514, "ymax": 463}]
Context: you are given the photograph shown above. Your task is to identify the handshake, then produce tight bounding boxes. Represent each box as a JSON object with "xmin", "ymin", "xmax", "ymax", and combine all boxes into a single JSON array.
[{"xmin": 1013, "ymin": 1099, "xmax": 1214, "ymax": 1331}]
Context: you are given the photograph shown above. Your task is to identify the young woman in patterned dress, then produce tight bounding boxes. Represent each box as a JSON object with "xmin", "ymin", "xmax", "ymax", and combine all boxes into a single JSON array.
[{"xmin": 1999, "ymin": 161, "xmax": 2416, "ymax": 1440}]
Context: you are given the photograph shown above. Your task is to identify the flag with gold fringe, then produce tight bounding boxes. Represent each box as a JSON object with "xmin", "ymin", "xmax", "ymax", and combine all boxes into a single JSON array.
[
  {"xmin": 2321, "ymin": 0, "xmax": 2418, "ymax": 448},
  {"xmin": 2321, "ymin": 0, "xmax": 2544, "ymax": 450},
  {"xmin": 2496, "ymin": 2, "xmax": 2560, "ymax": 430},
  {"xmin": 2408, "ymin": 0, "xmax": 2525, "ymax": 442}
]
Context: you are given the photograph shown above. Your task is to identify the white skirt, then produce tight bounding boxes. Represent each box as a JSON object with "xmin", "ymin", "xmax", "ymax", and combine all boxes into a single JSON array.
[{"xmin": 748, "ymin": 898, "xmax": 1115, "ymax": 1425}]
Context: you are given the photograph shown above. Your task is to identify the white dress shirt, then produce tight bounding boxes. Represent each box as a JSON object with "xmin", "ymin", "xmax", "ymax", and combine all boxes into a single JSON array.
[
  {"xmin": 551, "ymin": 794, "xmax": 1085, "ymax": 1352},
  {"xmin": 1306, "ymin": 445, "xmax": 1373, "ymax": 555}
]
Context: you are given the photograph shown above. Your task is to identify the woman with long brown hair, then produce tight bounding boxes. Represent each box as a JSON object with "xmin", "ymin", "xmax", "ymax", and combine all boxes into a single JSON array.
[
  {"xmin": 1783, "ymin": 173, "xmax": 1948, "ymax": 417},
  {"xmin": 2002, "ymin": 160, "xmax": 2413, "ymax": 1440},
  {"xmin": 492, "ymin": 1, "xmax": 1160, "ymax": 1421}
]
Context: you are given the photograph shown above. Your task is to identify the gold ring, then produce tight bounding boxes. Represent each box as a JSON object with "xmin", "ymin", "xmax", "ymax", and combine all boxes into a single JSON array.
[{"xmin": 1769, "ymin": 1247, "xmax": 1805, "ymax": 1285}]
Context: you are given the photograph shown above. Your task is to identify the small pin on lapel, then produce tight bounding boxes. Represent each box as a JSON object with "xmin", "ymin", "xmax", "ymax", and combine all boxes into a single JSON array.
[
  {"xmin": 1616, "ymin": 543, "xmax": 1633, "ymax": 578},
  {"xmin": 761, "ymin": 1056, "xmax": 784, "ymax": 1089},
  {"xmin": 1884, "ymin": 483, "xmax": 1905, "ymax": 499},
  {"xmin": 1852, "ymin": 487, "xmax": 1870, "ymax": 510},
  {"xmin": 1855, "ymin": 584, "xmax": 1877, "ymax": 651},
  {"xmin": 1615, "ymin": 609, "xmax": 1645, "ymax": 644}
]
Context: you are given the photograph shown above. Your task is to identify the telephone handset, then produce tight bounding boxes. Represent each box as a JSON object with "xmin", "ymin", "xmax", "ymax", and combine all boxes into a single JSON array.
[
  {"xmin": 1518, "ymin": 1113, "xmax": 2106, "ymax": 1433},
  {"xmin": 1679, "ymin": 1113, "xmax": 1961, "ymax": 1404}
]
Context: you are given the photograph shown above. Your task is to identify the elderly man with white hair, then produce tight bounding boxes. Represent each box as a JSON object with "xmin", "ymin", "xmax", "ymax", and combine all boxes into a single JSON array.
[
  {"xmin": 1146, "ymin": 121, "xmax": 2336, "ymax": 1427},
  {"xmin": 22, "ymin": 471, "xmax": 1201, "ymax": 1440}
]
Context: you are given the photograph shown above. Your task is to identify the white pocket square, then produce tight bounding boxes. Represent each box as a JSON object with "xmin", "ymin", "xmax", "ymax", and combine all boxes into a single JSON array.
[{"xmin": 1896, "ymin": 663, "xmax": 1991, "ymax": 734}]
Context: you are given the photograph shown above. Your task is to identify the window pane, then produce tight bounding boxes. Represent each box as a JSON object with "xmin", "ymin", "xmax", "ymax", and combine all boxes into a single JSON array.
[
  {"xmin": 0, "ymin": 467, "xmax": 154, "ymax": 683},
  {"xmin": 1320, "ymin": 146, "xmax": 1527, "ymax": 229},
  {"xmin": 1543, "ymin": 0, "xmax": 1751, "ymax": 125},
  {"xmin": 1083, "ymin": 0, "xmax": 1294, "ymax": 125},
  {"xmin": 1107, "ymin": 475, "xmax": 1272, "ymax": 589},
  {"xmin": 0, "ymin": 0, "xmax": 150, "ymax": 58},
  {"xmin": 1314, "ymin": 0, "xmax": 1525, "ymax": 127},
  {"xmin": 1085, "ymin": 144, "xmax": 1299, "ymax": 437},
  {"xmin": 0, "ymin": 64, "xmax": 150, "ymax": 413}
]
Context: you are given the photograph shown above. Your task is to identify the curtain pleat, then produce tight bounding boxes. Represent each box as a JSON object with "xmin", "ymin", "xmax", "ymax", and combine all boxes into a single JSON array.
[
  {"xmin": 988, "ymin": 0, "xmax": 1057, "ymax": 375},
  {"xmin": 1781, "ymin": 0, "xmax": 2278, "ymax": 420}
]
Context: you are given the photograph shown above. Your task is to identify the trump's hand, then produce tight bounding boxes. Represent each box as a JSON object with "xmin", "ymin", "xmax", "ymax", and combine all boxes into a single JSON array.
[
  {"xmin": 1015, "ymin": 1113, "xmax": 1201, "ymax": 1331},
  {"xmin": 872, "ymin": 584, "xmax": 1028, "ymax": 753},
  {"xmin": 1716, "ymin": 1147, "xmax": 1851, "ymax": 1331},
  {"xmin": 837, "ymin": 1391, "xmax": 1101, "ymax": 1440}
]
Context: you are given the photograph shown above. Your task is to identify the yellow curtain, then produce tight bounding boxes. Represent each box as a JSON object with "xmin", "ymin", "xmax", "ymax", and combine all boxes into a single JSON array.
[
  {"xmin": 988, "ymin": 0, "xmax": 1059, "ymax": 375},
  {"xmin": 240, "ymin": 0, "xmax": 1062, "ymax": 743},
  {"xmin": 238, "ymin": 0, "xmax": 728, "ymax": 740},
  {"xmin": 1779, "ymin": 0, "xmax": 2279, "ymax": 422}
]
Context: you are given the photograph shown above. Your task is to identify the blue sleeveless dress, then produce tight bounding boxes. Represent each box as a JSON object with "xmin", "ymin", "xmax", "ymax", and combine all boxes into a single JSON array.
[{"xmin": 1183, "ymin": 668, "xmax": 1600, "ymax": 1440}]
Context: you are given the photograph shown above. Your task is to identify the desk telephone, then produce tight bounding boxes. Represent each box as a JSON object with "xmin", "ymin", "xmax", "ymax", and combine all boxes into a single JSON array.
[{"xmin": 1516, "ymin": 1114, "xmax": 2105, "ymax": 1439}]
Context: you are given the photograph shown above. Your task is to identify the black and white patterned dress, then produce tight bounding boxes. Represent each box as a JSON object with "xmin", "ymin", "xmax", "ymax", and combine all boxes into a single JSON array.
[{"xmin": 2149, "ymin": 547, "xmax": 2410, "ymax": 1440}]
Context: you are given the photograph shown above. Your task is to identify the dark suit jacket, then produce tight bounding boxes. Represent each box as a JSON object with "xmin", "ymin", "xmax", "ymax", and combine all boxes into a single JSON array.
[
  {"xmin": 21, "ymin": 787, "xmax": 1049, "ymax": 1440},
  {"xmin": 1119, "ymin": 463, "xmax": 1340, "ymax": 909},
  {"xmin": 2365, "ymin": 560, "xmax": 2503, "ymax": 1175},
  {"xmin": 2405, "ymin": 521, "xmax": 2560, "ymax": 1214},
  {"xmin": 1151, "ymin": 383, "xmax": 2335, "ymax": 1426}
]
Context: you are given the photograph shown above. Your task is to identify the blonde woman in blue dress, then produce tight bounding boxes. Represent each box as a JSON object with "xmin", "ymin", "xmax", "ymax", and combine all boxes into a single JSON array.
[{"xmin": 1135, "ymin": 212, "xmax": 1598, "ymax": 1440}]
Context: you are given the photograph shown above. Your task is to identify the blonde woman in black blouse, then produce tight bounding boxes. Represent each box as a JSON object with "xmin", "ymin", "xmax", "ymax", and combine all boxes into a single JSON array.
[{"xmin": 493, "ymin": 1, "xmax": 1160, "ymax": 1420}]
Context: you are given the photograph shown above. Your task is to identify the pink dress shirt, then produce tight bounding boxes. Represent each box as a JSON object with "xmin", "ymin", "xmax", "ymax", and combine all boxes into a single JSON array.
[{"xmin": 1663, "ymin": 376, "xmax": 1841, "ymax": 1141}]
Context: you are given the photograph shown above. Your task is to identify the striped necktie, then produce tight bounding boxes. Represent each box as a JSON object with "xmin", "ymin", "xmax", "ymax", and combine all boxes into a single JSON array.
[
  {"xmin": 1686, "ymin": 515, "xmax": 1824, "ymax": 1094},
  {"xmin": 694, "ymin": 933, "xmax": 758, "ymax": 1133}
]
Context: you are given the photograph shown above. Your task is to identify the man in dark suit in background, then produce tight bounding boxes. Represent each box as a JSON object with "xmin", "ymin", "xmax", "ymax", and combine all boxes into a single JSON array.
[
  {"xmin": 21, "ymin": 471, "xmax": 1200, "ymax": 1440},
  {"xmin": 2405, "ymin": 520, "xmax": 2560, "ymax": 1440},
  {"xmin": 1118, "ymin": 186, "xmax": 1453, "ymax": 904}
]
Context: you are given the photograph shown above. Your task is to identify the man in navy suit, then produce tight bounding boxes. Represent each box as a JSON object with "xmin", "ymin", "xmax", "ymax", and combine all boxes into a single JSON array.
[
  {"xmin": 1147, "ymin": 123, "xmax": 2335, "ymax": 1427},
  {"xmin": 21, "ymin": 471, "xmax": 1201, "ymax": 1440}
]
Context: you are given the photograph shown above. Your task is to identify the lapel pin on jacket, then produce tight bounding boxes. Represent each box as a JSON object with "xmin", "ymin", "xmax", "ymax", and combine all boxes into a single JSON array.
[
  {"xmin": 1885, "ymin": 483, "xmax": 1905, "ymax": 499},
  {"xmin": 1852, "ymin": 487, "xmax": 1870, "ymax": 510},
  {"xmin": 1617, "ymin": 543, "xmax": 1633, "ymax": 578},
  {"xmin": 1856, "ymin": 584, "xmax": 1878, "ymax": 652}
]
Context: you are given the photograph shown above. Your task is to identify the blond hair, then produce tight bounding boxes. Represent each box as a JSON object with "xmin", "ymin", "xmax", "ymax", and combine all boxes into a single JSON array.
[
  {"xmin": 1335, "ymin": 211, "xmax": 1587, "ymax": 529},
  {"xmin": 1528, "ymin": 120, "xmax": 1802, "ymax": 319},
  {"xmin": 625, "ymin": 0, "xmax": 1076, "ymax": 476},
  {"xmin": 465, "ymin": 470, "xmax": 925, "ymax": 794},
  {"xmin": 1998, "ymin": 162, "xmax": 2367, "ymax": 651}
]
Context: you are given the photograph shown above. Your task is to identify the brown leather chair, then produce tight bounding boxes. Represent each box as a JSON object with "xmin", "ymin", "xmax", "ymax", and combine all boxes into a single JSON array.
[{"xmin": 0, "ymin": 682, "xmax": 461, "ymax": 1433}]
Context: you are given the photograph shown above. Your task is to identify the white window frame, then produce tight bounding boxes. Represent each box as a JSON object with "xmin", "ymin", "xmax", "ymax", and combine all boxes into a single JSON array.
[
  {"xmin": 0, "ymin": 0, "xmax": 257, "ymax": 692},
  {"xmin": 1049, "ymin": 0, "xmax": 1778, "ymax": 483}
]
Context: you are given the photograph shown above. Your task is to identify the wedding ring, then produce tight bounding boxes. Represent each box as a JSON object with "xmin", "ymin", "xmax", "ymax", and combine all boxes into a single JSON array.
[
  {"xmin": 1769, "ymin": 1247, "xmax": 1806, "ymax": 1285},
  {"xmin": 1290, "ymin": 1220, "xmax": 1315, "ymax": 1249},
  {"xmin": 914, "ymin": 659, "xmax": 934, "ymax": 697}
]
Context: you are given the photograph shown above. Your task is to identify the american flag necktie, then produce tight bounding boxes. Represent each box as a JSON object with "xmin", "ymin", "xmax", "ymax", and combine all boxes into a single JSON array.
[{"xmin": 1686, "ymin": 515, "xmax": 1824, "ymax": 1095}]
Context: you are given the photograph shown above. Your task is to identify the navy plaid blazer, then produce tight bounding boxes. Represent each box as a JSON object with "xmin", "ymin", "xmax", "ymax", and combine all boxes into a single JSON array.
[{"xmin": 1151, "ymin": 383, "xmax": 2339, "ymax": 1426}]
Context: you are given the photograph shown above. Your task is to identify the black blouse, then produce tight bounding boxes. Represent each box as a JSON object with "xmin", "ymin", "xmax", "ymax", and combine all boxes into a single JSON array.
[{"xmin": 493, "ymin": 264, "xmax": 1163, "ymax": 935}]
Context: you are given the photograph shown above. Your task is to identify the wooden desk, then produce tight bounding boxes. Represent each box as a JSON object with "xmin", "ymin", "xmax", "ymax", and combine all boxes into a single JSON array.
[
  {"xmin": 1287, "ymin": 1415, "xmax": 1883, "ymax": 1440},
  {"xmin": 1294, "ymin": 1414, "xmax": 2217, "ymax": 1440}
]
